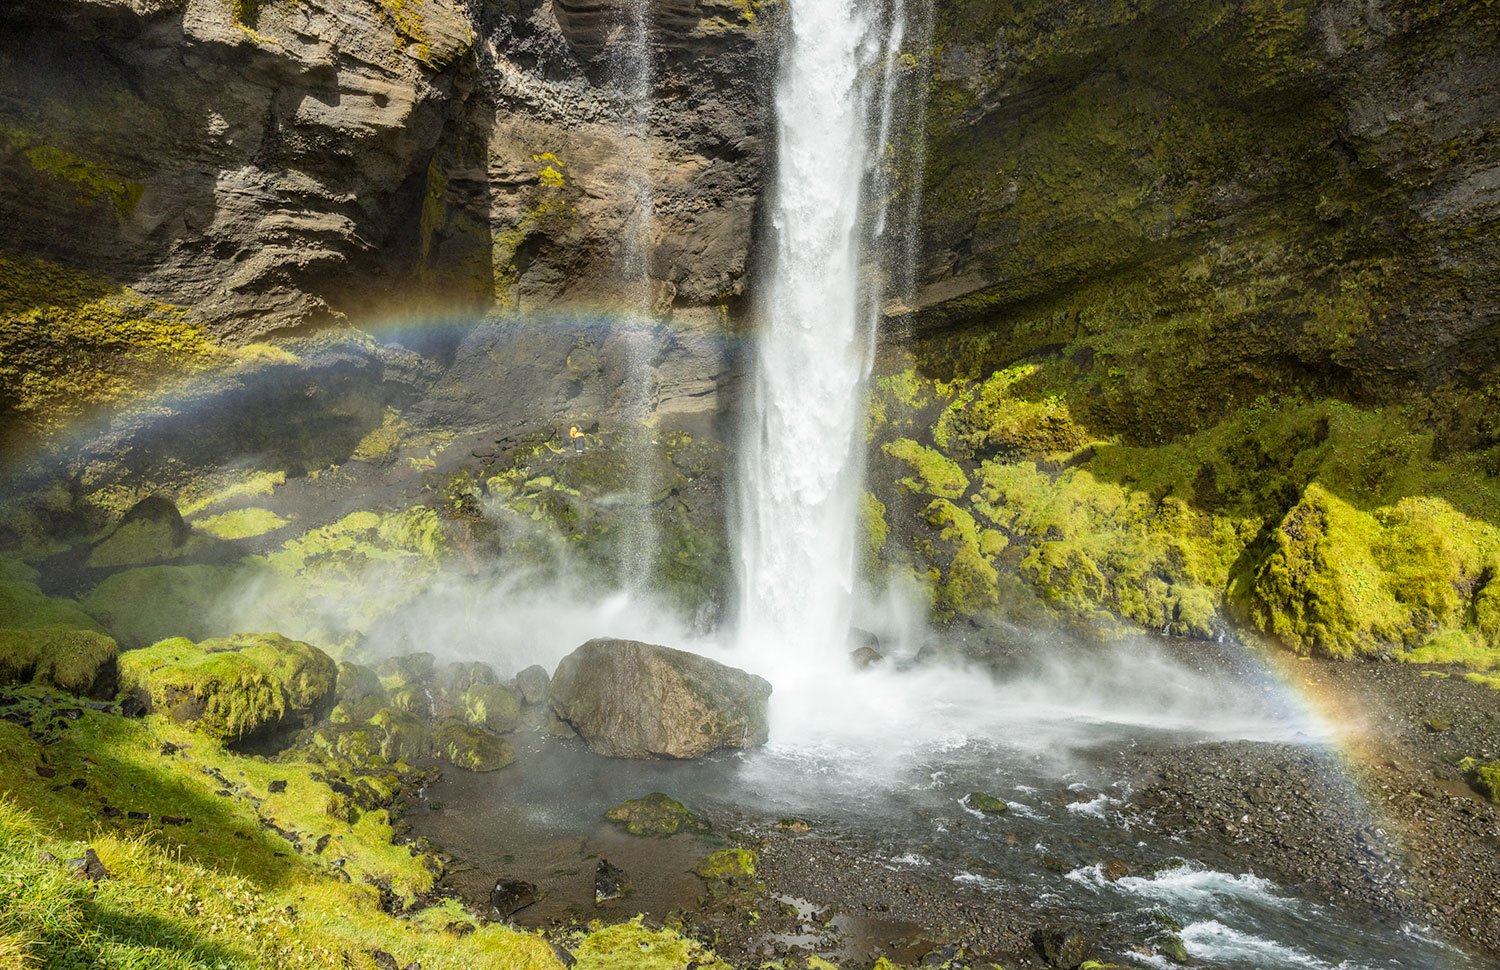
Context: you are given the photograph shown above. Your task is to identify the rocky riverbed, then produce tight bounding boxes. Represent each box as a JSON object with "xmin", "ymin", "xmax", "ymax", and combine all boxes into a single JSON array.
[{"xmin": 408, "ymin": 641, "xmax": 1500, "ymax": 969}]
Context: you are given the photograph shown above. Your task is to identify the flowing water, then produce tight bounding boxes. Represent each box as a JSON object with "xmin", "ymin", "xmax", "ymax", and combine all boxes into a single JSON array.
[{"xmin": 736, "ymin": 0, "xmax": 906, "ymax": 669}]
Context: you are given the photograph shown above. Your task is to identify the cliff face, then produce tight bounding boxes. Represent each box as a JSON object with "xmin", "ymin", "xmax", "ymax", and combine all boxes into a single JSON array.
[
  {"xmin": 868, "ymin": 0, "xmax": 1500, "ymax": 663},
  {"xmin": 1, "ymin": 0, "xmax": 766, "ymax": 337}
]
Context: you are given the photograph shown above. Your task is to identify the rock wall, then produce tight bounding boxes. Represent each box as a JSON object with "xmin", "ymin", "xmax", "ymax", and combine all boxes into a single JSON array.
[{"xmin": 869, "ymin": 0, "xmax": 1500, "ymax": 662}]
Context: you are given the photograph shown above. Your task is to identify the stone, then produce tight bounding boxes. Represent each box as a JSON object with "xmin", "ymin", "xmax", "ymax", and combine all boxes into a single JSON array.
[
  {"xmin": 490, "ymin": 878, "xmax": 540, "ymax": 917},
  {"xmin": 1036, "ymin": 926, "xmax": 1091, "ymax": 969},
  {"xmin": 117, "ymin": 633, "xmax": 336, "ymax": 744},
  {"xmin": 966, "ymin": 791, "xmax": 1009, "ymax": 815},
  {"xmin": 432, "ymin": 720, "xmax": 514, "ymax": 772},
  {"xmin": 604, "ymin": 793, "xmax": 709, "ymax": 837},
  {"xmin": 850, "ymin": 645, "xmax": 884, "ymax": 669},
  {"xmin": 550, "ymin": 638, "xmax": 771, "ymax": 759},
  {"xmin": 1102, "ymin": 859, "xmax": 1130, "ymax": 882},
  {"xmin": 515, "ymin": 664, "xmax": 550, "ymax": 706},
  {"xmin": 68, "ymin": 848, "xmax": 109, "ymax": 882},
  {"xmin": 594, "ymin": 859, "xmax": 629, "ymax": 904}
]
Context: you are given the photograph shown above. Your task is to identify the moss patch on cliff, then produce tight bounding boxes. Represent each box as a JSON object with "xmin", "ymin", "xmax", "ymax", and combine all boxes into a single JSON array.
[
  {"xmin": 0, "ymin": 252, "xmax": 225, "ymax": 444},
  {"xmin": 870, "ymin": 356, "xmax": 1500, "ymax": 663}
]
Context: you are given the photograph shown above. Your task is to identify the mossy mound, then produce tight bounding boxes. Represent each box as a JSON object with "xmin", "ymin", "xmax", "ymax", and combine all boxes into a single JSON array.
[
  {"xmin": 0, "ymin": 571, "xmax": 101, "ymax": 632},
  {"xmin": 457, "ymin": 682, "xmax": 522, "ymax": 734},
  {"xmin": 692, "ymin": 847, "xmax": 757, "ymax": 881},
  {"xmin": 82, "ymin": 562, "xmax": 264, "ymax": 649},
  {"xmin": 0, "ymin": 628, "xmax": 117, "ymax": 697},
  {"xmin": 119, "ymin": 633, "xmax": 337, "ymax": 742},
  {"xmin": 603, "ymin": 792, "xmax": 709, "ymax": 837},
  {"xmin": 432, "ymin": 719, "xmax": 514, "ymax": 772},
  {"xmin": 566, "ymin": 916, "xmax": 730, "ymax": 970},
  {"xmin": 1461, "ymin": 758, "xmax": 1500, "ymax": 803}
]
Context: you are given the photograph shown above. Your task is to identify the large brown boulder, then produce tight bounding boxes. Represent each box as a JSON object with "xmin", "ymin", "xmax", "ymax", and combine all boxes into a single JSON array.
[{"xmin": 550, "ymin": 639, "xmax": 771, "ymax": 759}]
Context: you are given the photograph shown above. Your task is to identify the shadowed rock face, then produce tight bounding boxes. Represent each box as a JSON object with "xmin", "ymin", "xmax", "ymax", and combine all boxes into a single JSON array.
[
  {"xmin": 550, "ymin": 637, "xmax": 770, "ymax": 758},
  {"xmin": 0, "ymin": 0, "xmax": 770, "ymax": 358}
]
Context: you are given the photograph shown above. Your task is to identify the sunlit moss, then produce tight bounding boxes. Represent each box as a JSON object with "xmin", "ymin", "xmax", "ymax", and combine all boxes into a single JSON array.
[
  {"xmin": 195, "ymin": 507, "xmax": 291, "ymax": 540},
  {"xmin": 882, "ymin": 438, "xmax": 968, "ymax": 499},
  {"xmin": 570, "ymin": 917, "xmax": 730, "ymax": 970}
]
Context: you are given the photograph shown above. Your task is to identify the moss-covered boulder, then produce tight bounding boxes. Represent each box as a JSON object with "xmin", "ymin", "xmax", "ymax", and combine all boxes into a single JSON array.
[
  {"xmin": 378, "ymin": 651, "xmax": 436, "ymax": 691},
  {"xmin": 0, "ymin": 570, "xmax": 101, "ymax": 632},
  {"xmin": 459, "ymin": 682, "xmax": 522, "ymax": 734},
  {"xmin": 604, "ymin": 792, "xmax": 709, "ymax": 837},
  {"xmin": 119, "ymin": 633, "xmax": 337, "ymax": 742},
  {"xmin": 84, "ymin": 495, "xmax": 193, "ymax": 569},
  {"xmin": 966, "ymin": 791, "xmax": 1009, "ymax": 815},
  {"xmin": 692, "ymin": 847, "xmax": 757, "ymax": 881},
  {"xmin": 443, "ymin": 660, "xmax": 499, "ymax": 693},
  {"xmin": 432, "ymin": 719, "xmax": 514, "ymax": 772},
  {"xmin": 81, "ymin": 563, "xmax": 261, "ymax": 649},
  {"xmin": 331, "ymin": 661, "xmax": 387, "ymax": 720},
  {"xmin": 0, "ymin": 628, "xmax": 117, "ymax": 697}
]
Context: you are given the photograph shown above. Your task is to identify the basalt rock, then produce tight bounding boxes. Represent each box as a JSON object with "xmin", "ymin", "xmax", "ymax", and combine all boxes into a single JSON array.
[{"xmin": 550, "ymin": 638, "xmax": 771, "ymax": 759}]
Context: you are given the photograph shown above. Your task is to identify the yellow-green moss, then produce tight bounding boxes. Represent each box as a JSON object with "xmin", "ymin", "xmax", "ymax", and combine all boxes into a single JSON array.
[
  {"xmin": 934, "ymin": 363, "xmax": 1090, "ymax": 461},
  {"xmin": 431, "ymin": 720, "xmax": 514, "ymax": 772},
  {"xmin": 0, "ymin": 252, "xmax": 224, "ymax": 440},
  {"xmin": 194, "ymin": 507, "xmax": 291, "ymax": 540},
  {"xmin": 693, "ymin": 847, "xmax": 758, "ymax": 881},
  {"xmin": 0, "ymin": 629, "xmax": 116, "ymax": 695},
  {"xmin": 1, "ymin": 127, "xmax": 142, "ymax": 217},
  {"xmin": 604, "ymin": 793, "xmax": 709, "ymax": 837},
  {"xmin": 0, "ymin": 696, "xmax": 565, "ymax": 967},
  {"xmin": 118, "ymin": 633, "xmax": 337, "ymax": 740},
  {"xmin": 883, "ymin": 438, "xmax": 969, "ymax": 499},
  {"xmin": 0, "ymin": 574, "xmax": 101, "ymax": 633},
  {"xmin": 82, "ymin": 563, "xmax": 259, "ymax": 649},
  {"xmin": 570, "ymin": 917, "xmax": 730, "ymax": 970}
]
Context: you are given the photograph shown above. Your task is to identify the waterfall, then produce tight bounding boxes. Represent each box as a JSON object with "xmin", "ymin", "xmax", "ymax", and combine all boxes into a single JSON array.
[
  {"xmin": 607, "ymin": 0, "xmax": 661, "ymax": 591},
  {"xmin": 736, "ymin": 0, "xmax": 917, "ymax": 667}
]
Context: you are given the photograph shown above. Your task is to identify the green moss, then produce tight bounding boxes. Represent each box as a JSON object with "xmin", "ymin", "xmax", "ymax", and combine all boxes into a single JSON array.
[
  {"xmin": 0, "ymin": 629, "xmax": 116, "ymax": 696},
  {"xmin": 1, "ymin": 127, "xmax": 142, "ymax": 217},
  {"xmin": 0, "ymin": 696, "xmax": 565, "ymax": 967},
  {"xmin": 883, "ymin": 438, "xmax": 969, "ymax": 499},
  {"xmin": 1461, "ymin": 759, "xmax": 1500, "ymax": 803},
  {"xmin": 195, "ymin": 507, "xmax": 291, "ymax": 540},
  {"xmin": 0, "ymin": 251, "xmax": 223, "ymax": 442},
  {"xmin": 603, "ymin": 792, "xmax": 709, "ymax": 837},
  {"xmin": 459, "ymin": 683, "xmax": 521, "ymax": 734},
  {"xmin": 431, "ymin": 720, "xmax": 513, "ymax": 772},
  {"xmin": 570, "ymin": 917, "xmax": 730, "ymax": 970},
  {"xmin": 0, "ymin": 574, "xmax": 101, "ymax": 632},
  {"xmin": 934, "ymin": 363, "xmax": 1090, "ymax": 461},
  {"xmin": 82, "ymin": 563, "xmax": 261, "ymax": 649},
  {"xmin": 692, "ymin": 847, "xmax": 758, "ymax": 881},
  {"xmin": 351, "ymin": 407, "xmax": 408, "ymax": 464},
  {"xmin": 85, "ymin": 515, "xmax": 200, "ymax": 568},
  {"xmin": 860, "ymin": 490, "xmax": 889, "ymax": 574},
  {"xmin": 965, "ymin": 791, "xmax": 1009, "ymax": 814},
  {"xmin": 118, "ymin": 633, "xmax": 337, "ymax": 741}
]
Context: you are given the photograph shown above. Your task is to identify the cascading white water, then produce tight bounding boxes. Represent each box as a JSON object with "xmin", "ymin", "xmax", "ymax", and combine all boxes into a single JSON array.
[
  {"xmin": 608, "ymin": 0, "xmax": 662, "ymax": 591},
  {"xmin": 737, "ymin": 0, "xmax": 908, "ymax": 668}
]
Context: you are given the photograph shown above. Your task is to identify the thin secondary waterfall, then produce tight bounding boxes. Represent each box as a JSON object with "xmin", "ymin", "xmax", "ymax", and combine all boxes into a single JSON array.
[
  {"xmin": 737, "ymin": 0, "xmax": 912, "ymax": 665},
  {"xmin": 608, "ymin": 0, "xmax": 661, "ymax": 591}
]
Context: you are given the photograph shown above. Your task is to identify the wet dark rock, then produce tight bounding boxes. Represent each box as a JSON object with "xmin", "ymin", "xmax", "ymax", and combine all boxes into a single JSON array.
[
  {"xmin": 515, "ymin": 664, "xmax": 550, "ymax": 706},
  {"xmin": 68, "ymin": 848, "xmax": 109, "ymax": 882},
  {"xmin": 101, "ymin": 805, "xmax": 122, "ymax": 819},
  {"xmin": 34, "ymin": 764, "xmax": 54, "ymax": 778},
  {"xmin": 1102, "ymin": 859, "xmax": 1130, "ymax": 882},
  {"xmin": 775, "ymin": 817, "xmax": 812, "ymax": 833},
  {"xmin": 550, "ymin": 638, "xmax": 771, "ymax": 759},
  {"xmin": 850, "ymin": 645, "xmax": 884, "ymax": 669},
  {"xmin": 550, "ymin": 942, "xmax": 576, "ymax": 967},
  {"xmin": 595, "ymin": 858, "xmax": 630, "ymax": 903},
  {"xmin": 162, "ymin": 815, "xmax": 189, "ymax": 826},
  {"xmin": 1036, "ymin": 925, "xmax": 1091, "ymax": 968},
  {"xmin": 268, "ymin": 780, "xmax": 287, "ymax": 794},
  {"xmin": 490, "ymin": 878, "xmax": 540, "ymax": 917},
  {"xmin": 159, "ymin": 742, "xmax": 179, "ymax": 756},
  {"xmin": 1156, "ymin": 933, "xmax": 1191, "ymax": 964}
]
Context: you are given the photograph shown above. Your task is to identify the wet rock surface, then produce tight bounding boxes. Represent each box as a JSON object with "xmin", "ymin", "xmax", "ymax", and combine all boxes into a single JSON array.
[{"xmin": 549, "ymin": 638, "xmax": 771, "ymax": 759}]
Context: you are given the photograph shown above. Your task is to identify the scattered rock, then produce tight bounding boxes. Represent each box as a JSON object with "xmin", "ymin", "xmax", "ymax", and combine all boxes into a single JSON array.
[
  {"xmin": 68, "ymin": 848, "xmax": 109, "ymax": 882},
  {"xmin": 775, "ymin": 817, "xmax": 812, "ymax": 833},
  {"xmin": 1102, "ymin": 859, "xmax": 1130, "ymax": 882},
  {"xmin": 966, "ymin": 792, "xmax": 1009, "ymax": 815},
  {"xmin": 604, "ymin": 793, "xmax": 709, "ymax": 836},
  {"xmin": 34, "ymin": 764, "xmax": 54, "ymax": 778},
  {"xmin": 595, "ymin": 859, "xmax": 629, "ymax": 903},
  {"xmin": 1036, "ymin": 925, "xmax": 1091, "ymax": 968},
  {"xmin": 550, "ymin": 638, "xmax": 771, "ymax": 759},
  {"xmin": 490, "ymin": 878, "xmax": 540, "ymax": 917},
  {"xmin": 268, "ymin": 780, "xmax": 287, "ymax": 793}
]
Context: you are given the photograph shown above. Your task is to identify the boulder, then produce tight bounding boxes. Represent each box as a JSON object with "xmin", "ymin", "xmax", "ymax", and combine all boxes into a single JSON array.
[
  {"xmin": 594, "ymin": 859, "xmax": 629, "ymax": 904},
  {"xmin": 432, "ymin": 720, "xmax": 514, "ymax": 772},
  {"xmin": 966, "ymin": 791, "xmax": 1009, "ymax": 815},
  {"xmin": 550, "ymin": 638, "xmax": 771, "ymax": 759},
  {"xmin": 515, "ymin": 664, "xmax": 550, "ymax": 706},
  {"xmin": 0, "ymin": 628, "xmax": 117, "ymax": 698},
  {"xmin": 118, "ymin": 633, "xmax": 336, "ymax": 743},
  {"xmin": 491, "ymin": 878, "xmax": 540, "ymax": 917},
  {"xmin": 604, "ymin": 793, "xmax": 709, "ymax": 836},
  {"xmin": 459, "ymin": 683, "xmax": 522, "ymax": 734}
]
